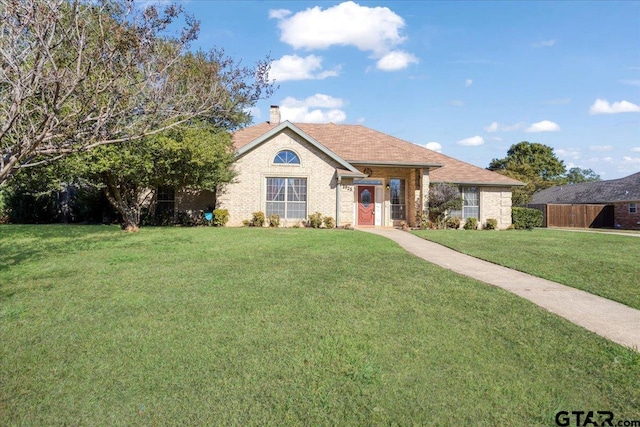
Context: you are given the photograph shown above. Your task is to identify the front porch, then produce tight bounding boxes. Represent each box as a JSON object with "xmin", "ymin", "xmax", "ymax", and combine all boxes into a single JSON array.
[{"xmin": 337, "ymin": 165, "xmax": 430, "ymax": 228}]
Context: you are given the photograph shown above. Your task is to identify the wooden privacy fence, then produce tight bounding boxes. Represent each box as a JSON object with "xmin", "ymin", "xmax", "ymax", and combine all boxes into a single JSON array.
[{"xmin": 528, "ymin": 204, "xmax": 614, "ymax": 228}]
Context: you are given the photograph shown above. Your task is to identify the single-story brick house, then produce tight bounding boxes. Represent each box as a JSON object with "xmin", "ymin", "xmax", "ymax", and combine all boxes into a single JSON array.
[
  {"xmin": 530, "ymin": 171, "xmax": 640, "ymax": 230},
  {"xmin": 179, "ymin": 106, "xmax": 523, "ymax": 228}
]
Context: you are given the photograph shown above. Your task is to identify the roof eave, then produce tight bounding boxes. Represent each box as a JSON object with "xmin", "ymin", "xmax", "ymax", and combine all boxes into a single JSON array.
[
  {"xmin": 235, "ymin": 121, "xmax": 361, "ymax": 174},
  {"xmin": 350, "ymin": 161, "xmax": 444, "ymax": 169},
  {"xmin": 430, "ymin": 179, "xmax": 526, "ymax": 187},
  {"xmin": 336, "ymin": 171, "xmax": 368, "ymax": 179}
]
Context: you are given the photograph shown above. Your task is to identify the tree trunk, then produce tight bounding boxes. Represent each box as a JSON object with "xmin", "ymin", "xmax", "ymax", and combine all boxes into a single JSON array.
[
  {"xmin": 120, "ymin": 207, "xmax": 141, "ymax": 232},
  {"xmin": 102, "ymin": 173, "xmax": 144, "ymax": 232}
]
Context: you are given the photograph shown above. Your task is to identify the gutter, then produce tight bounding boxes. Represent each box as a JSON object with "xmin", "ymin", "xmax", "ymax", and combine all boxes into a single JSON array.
[
  {"xmin": 350, "ymin": 161, "xmax": 444, "ymax": 169},
  {"xmin": 430, "ymin": 180, "xmax": 526, "ymax": 187}
]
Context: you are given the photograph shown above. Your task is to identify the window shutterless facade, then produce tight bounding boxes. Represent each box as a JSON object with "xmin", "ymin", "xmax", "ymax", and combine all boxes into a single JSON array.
[
  {"xmin": 273, "ymin": 150, "xmax": 300, "ymax": 164},
  {"xmin": 389, "ymin": 178, "xmax": 406, "ymax": 220},
  {"xmin": 156, "ymin": 186, "xmax": 175, "ymax": 215},
  {"xmin": 630, "ymin": 203, "xmax": 638, "ymax": 214},
  {"xmin": 266, "ymin": 177, "xmax": 307, "ymax": 219},
  {"xmin": 462, "ymin": 187, "xmax": 479, "ymax": 219},
  {"xmin": 450, "ymin": 186, "xmax": 479, "ymax": 220}
]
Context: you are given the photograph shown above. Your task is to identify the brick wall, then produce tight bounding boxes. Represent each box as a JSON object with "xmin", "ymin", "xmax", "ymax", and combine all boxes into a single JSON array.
[
  {"xmin": 614, "ymin": 201, "xmax": 640, "ymax": 230},
  {"xmin": 217, "ymin": 129, "xmax": 343, "ymax": 226},
  {"xmin": 180, "ymin": 126, "xmax": 514, "ymax": 229},
  {"xmin": 338, "ymin": 178, "xmax": 355, "ymax": 226},
  {"xmin": 479, "ymin": 187, "xmax": 513, "ymax": 229}
]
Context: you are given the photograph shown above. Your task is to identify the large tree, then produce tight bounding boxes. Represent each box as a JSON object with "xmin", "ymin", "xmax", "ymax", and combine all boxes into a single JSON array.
[
  {"xmin": 488, "ymin": 141, "xmax": 567, "ymax": 206},
  {"xmin": 0, "ymin": 0, "xmax": 273, "ymax": 184},
  {"xmin": 71, "ymin": 122, "xmax": 236, "ymax": 231},
  {"xmin": 562, "ymin": 167, "xmax": 601, "ymax": 185}
]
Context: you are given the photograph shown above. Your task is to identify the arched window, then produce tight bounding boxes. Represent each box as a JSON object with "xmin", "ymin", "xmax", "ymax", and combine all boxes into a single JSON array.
[{"xmin": 273, "ymin": 150, "xmax": 300, "ymax": 164}]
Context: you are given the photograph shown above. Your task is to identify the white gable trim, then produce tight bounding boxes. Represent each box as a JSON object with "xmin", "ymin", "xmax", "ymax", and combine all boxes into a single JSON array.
[{"xmin": 236, "ymin": 121, "xmax": 361, "ymax": 174}]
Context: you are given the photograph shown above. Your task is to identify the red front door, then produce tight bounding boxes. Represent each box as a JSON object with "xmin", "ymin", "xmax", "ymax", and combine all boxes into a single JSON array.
[{"xmin": 358, "ymin": 186, "xmax": 375, "ymax": 226}]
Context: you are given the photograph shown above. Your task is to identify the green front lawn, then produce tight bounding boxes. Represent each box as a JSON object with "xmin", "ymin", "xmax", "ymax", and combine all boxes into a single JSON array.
[
  {"xmin": 412, "ymin": 228, "xmax": 640, "ymax": 310},
  {"xmin": 1, "ymin": 225, "xmax": 639, "ymax": 425}
]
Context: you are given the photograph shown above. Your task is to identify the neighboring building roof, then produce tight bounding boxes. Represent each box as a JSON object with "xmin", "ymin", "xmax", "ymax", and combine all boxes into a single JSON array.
[
  {"xmin": 530, "ymin": 172, "xmax": 640, "ymax": 204},
  {"xmin": 233, "ymin": 121, "xmax": 523, "ymax": 187}
]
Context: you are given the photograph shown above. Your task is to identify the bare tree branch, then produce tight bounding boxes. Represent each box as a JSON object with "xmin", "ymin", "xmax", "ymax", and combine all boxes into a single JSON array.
[{"xmin": 0, "ymin": 0, "xmax": 274, "ymax": 183}]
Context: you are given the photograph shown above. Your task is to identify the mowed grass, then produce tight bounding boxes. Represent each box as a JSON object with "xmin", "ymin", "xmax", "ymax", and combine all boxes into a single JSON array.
[
  {"xmin": 412, "ymin": 228, "xmax": 640, "ymax": 310},
  {"xmin": 1, "ymin": 225, "xmax": 639, "ymax": 426}
]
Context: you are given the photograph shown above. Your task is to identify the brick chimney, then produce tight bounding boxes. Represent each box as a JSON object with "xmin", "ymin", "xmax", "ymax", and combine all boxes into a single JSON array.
[{"xmin": 269, "ymin": 105, "xmax": 281, "ymax": 124}]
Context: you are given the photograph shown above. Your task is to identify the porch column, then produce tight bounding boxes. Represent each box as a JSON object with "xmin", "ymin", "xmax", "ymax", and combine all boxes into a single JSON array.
[
  {"xmin": 409, "ymin": 168, "xmax": 417, "ymax": 227},
  {"xmin": 420, "ymin": 168, "xmax": 430, "ymax": 218}
]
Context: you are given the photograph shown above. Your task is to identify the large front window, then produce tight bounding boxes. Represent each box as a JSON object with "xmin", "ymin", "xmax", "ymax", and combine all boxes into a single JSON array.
[
  {"xmin": 266, "ymin": 178, "xmax": 307, "ymax": 219},
  {"xmin": 389, "ymin": 178, "xmax": 405, "ymax": 220}
]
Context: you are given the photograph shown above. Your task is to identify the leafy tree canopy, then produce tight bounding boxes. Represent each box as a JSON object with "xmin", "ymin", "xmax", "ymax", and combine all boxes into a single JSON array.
[
  {"xmin": 488, "ymin": 141, "xmax": 567, "ymax": 206},
  {"xmin": 68, "ymin": 122, "xmax": 237, "ymax": 230},
  {"xmin": 0, "ymin": 0, "xmax": 273, "ymax": 184},
  {"xmin": 562, "ymin": 167, "xmax": 601, "ymax": 185},
  {"xmin": 488, "ymin": 141, "xmax": 566, "ymax": 181}
]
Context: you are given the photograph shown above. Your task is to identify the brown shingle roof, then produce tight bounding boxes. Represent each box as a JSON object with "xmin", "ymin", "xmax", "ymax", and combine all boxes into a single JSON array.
[{"xmin": 233, "ymin": 121, "xmax": 523, "ymax": 186}]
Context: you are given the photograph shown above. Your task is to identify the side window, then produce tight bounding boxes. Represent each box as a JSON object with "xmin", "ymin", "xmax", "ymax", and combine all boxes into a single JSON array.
[{"xmin": 462, "ymin": 187, "xmax": 479, "ymax": 219}]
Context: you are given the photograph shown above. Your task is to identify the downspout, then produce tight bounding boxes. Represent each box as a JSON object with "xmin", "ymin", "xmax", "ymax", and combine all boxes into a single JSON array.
[{"xmin": 336, "ymin": 176, "xmax": 341, "ymax": 226}]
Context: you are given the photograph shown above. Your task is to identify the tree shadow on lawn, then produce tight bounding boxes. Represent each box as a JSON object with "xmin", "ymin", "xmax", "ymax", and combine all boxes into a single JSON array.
[{"xmin": 0, "ymin": 225, "xmax": 124, "ymax": 301}]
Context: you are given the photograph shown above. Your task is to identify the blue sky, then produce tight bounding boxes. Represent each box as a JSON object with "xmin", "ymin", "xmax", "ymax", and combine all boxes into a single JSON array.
[{"xmin": 165, "ymin": 1, "xmax": 639, "ymax": 179}]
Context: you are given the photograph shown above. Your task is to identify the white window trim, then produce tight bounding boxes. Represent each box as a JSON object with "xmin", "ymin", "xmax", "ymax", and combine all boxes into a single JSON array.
[
  {"xmin": 450, "ymin": 186, "xmax": 480, "ymax": 220},
  {"xmin": 265, "ymin": 177, "xmax": 308, "ymax": 219},
  {"xmin": 630, "ymin": 203, "xmax": 638, "ymax": 214},
  {"xmin": 272, "ymin": 149, "xmax": 301, "ymax": 166}
]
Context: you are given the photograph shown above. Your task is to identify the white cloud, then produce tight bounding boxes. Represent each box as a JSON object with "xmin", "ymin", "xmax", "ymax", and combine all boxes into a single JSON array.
[
  {"xmin": 526, "ymin": 120, "xmax": 561, "ymax": 132},
  {"xmin": 280, "ymin": 94, "xmax": 347, "ymax": 123},
  {"xmin": 556, "ymin": 148, "xmax": 581, "ymax": 160},
  {"xmin": 269, "ymin": 9, "xmax": 292, "ymax": 20},
  {"xmin": 450, "ymin": 100, "xmax": 464, "ymax": 106},
  {"xmin": 282, "ymin": 94, "xmax": 344, "ymax": 109},
  {"xmin": 631, "ymin": 147, "xmax": 640, "ymax": 152},
  {"xmin": 484, "ymin": 122, "xmax": 499, "ymax": 132},
  {"xmin": 622, "ymin": 156, "xmax": 640, "ymax": 165},
  {"xmin": 465, "ymin": 79, "xmax": 473, "ymax": 87},
  {"xmin": 273, "ymin": 1, "xmax": 417, "ymax": 71},
  {"xmin": 532, "ymin": 39, "xmax": 556, "ymax": 48},
  {"xmin": 376, "ymin": 51, "xmax": 419, "ymax": 71},
  {"xmin": 425, "ymin": 142, "xmax": 442, "ymax": 152},
  {"xmin": 457, "ymin": 136, "xmax": 484, "ymax": 146},
  {"xmin": 484, "ymin": 121, "xmax": 526, "ymax": 132},
  {"xmin": 269, "ymin": 55, "xmax": 340, "ymax": 82},
  {"xmin": 589, "ymin": 99, "xmax": 640, "ymax": 114},
  {"xmin": 589, "ymin": 145, "xmax": 613, "ymax": 152}
]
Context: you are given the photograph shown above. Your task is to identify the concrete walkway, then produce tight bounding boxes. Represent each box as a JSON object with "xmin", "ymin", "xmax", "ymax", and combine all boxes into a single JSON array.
[{"xmin": 359, "ymin": 227, "xmax": 640, "ymax": 350}]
